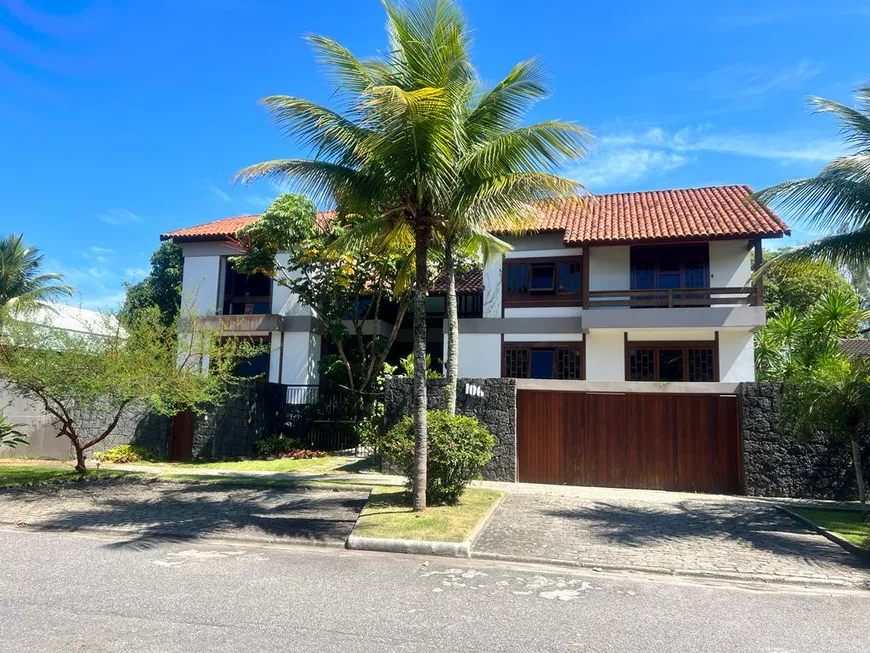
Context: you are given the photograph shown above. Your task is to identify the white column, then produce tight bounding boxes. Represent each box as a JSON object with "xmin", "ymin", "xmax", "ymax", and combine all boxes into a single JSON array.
[
  {"xmin": 719, "ymin": 331, "xmax": 755, "ymax": 382},
  {"xmin": 585, "ymin": 330, "xmax": 625, "ymax": 381}
]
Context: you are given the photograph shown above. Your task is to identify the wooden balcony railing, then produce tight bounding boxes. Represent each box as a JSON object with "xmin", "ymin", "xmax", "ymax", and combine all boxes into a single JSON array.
[{"xmin": 585, "ymin": 287, "xmax": 759, "ymax": 309}]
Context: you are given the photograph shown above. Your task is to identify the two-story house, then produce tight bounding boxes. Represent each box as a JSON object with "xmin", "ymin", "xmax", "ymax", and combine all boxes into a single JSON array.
[{"xmin": 161, "ymin": 185, "xmax": 789, "ymax": 388}]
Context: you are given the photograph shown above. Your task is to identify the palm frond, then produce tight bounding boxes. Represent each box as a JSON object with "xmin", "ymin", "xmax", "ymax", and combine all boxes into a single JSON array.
[
  {"xmin": 809, "ymin": 95, "xmax": 870, "ymax": 151},
  {"xmin": 467, "ymin": 58, "xmax": 549, "ymax": 136},
  {"xmin": 758, "ymin": 229, "xmax": 870, "ymax": 277}
]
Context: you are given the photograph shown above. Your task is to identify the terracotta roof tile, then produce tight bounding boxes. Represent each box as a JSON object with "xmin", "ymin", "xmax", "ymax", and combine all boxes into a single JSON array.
[
  {"xmin": 162, "ymin": 185, "xmax": 788, "ymax": 245},
  {"xmin": 160, "ymin": 212, "xmax": 336, "ymax": 242},
  {"xmin": 431, "ymin": 269, "xmax": 483, "ymax": 294},
  {"xmin": 529, "ymin": 185, "xmax": 789, "ymax": 245},
  {"xmin": 840, "ymin": 338, "xmax": 870, "ymax": 359}
]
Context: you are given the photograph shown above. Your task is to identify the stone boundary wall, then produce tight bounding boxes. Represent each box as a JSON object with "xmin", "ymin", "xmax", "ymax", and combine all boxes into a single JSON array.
[
  {"xmin": 739, "ymin": 383, "xmax": 870, "ymax": 500},
  {"xmin": 384, "ymin": 377, "xmax": 517, "ymax": 482},
  {"xmin": 0, "ymin": 384, "xmax": 170, "ymax": 460}
]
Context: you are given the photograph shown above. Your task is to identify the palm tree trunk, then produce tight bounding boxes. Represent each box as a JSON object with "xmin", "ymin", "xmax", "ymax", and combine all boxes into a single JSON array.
[
  {"xmin": 444, "ymin": 236, "xmax": 459, "ymax": 415},
  {"xmin": 851, "ymin": 436, "xmax": 866, "ymax": 510},
  {"xmin": 412, "ymin": 227, "xmax": 430, "ymax": 512}
]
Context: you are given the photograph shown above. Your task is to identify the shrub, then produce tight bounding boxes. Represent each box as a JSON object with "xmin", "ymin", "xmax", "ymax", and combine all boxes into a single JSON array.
[
  {"xmin": 379, "ymin": 410, "xmax": 494, "ymax": 505},
  {"xmin": 93, "ymin": 444, "xmax": 149, "ymax": 464},
  {"xmin": 254, "ymin": 435, "xmax": 299, "ymax": 457}
]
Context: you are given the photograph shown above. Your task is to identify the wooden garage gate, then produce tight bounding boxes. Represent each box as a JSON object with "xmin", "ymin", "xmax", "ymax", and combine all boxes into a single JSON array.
[{"xmin": 516, "ymin": 390, "xmax": 741, "ymax": 493}]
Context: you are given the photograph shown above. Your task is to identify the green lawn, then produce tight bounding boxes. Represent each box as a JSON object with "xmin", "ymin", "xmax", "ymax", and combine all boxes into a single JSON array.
[
  {"xmin": 129, "ymin": 456, "xmax": 370, "ymax": 474},
  {"xmin": 352, "ymin": 487, "xmax": 503, "ymax": 542},
  {"xmin": 790, "ymin": 507, "xmax": 870, "ymax": 549},
  {"xmin": 0, "ymin": 464, "xmax": 132, "ymax": 487}
]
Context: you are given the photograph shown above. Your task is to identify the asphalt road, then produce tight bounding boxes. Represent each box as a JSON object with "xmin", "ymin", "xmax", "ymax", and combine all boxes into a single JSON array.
[{"xmin": 1, "ymin": 528, "xmax": 868, "ymax": 653}]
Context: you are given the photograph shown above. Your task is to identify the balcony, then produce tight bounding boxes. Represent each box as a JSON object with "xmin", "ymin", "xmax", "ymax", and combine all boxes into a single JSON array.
[
  {"xmin": 582, "ymin": 286, "xmax": 764, "ymax": 330},
  {"xmin": 586, "ymin": 286, "xmax": 759, "ymax": 309}
]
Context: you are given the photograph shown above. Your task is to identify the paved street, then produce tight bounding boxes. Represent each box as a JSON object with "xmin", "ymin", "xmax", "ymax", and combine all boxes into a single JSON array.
[
  {"xmin": 474, "ymin": 491, "xmax": 870, "ymax": 586},
  {"xmin": 0, "ymin": 478, "xmax": 369, "ymax": 545},
  {"xmin": 1, "ymin": 528, "xmax": 868, "ymax": 652}
]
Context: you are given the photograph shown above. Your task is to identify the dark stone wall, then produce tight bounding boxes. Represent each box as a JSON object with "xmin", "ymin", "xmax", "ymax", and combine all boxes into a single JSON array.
[
  {"xmin": 384, "ymin": 377, "xmax": 517, "ymax": 482},
  {"xmin": 739, "ymin": 383, "xmax": 870, "ymax": 500},
  {"xmin": 190, "ymin": 381, "xmax": 274, "ymax": 460}
]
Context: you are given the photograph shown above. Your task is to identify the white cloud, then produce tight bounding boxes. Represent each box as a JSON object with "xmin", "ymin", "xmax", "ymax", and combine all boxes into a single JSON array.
[
  {"xmin": 97, "ymin": 208, "xmax": 143, "ymax": 226},
  {"xmin": 79, "ymin": 293, "xmax": 127, "ymax": 310},
  {"xmin": 569, "ymin": 149, "xmax": 690, "ymax": 190},
  {"xmin": 600, "ymin": 126, "xmax": 843, "ymax": 164},
  {"xmin": 698, "ymin": 59, "xmax": 823, "ymax": 99},
  {"xmin": 206, "ymin": 179, "xmax": 232, "ymax": 202},
  {"xmin": 124, "ymin": 267, "xmax": 148, "ymax": 279},
  {"xmin": 245, "ymin": 194, "xmax": 276, "ymax": 209}
]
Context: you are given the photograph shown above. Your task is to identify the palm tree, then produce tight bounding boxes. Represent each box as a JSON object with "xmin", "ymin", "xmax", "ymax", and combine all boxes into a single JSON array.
[
  {"xmin": 755, "ymin": 82, "xmax": 870, "ymax": 272},
  {"xmin": 235, "ymin": 0, "xmax": 589, "ymax": 509},
  {"xmin": 0, "ymin": 234, "xmax": 72, "ymax": 316}
]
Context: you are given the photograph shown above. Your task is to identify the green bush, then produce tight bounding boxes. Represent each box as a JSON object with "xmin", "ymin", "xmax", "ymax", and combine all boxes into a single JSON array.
[
  {"xmin": 379, "ymin": 410, "xmax": 494, "ymax": 505},
  {"xmin": 93, "ymin": 444, "xmax": 149, "ymax": 464},
  {"xmin": 254, "ymin": 435, "xmax": 299, "ymax": 457}
]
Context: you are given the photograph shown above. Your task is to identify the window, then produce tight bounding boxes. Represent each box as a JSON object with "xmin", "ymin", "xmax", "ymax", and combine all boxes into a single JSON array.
[
  {"xmin": 504, "ymin": 257, "xmax": 583, "ymax": 305},
  {"xmin": 626, "ymin": 342, "xmax": 717, "ymax": 382},
  {"xmin": 222, "ymin": 336, "xmax": 270, "ymax": 380},
  {"xmin": 221, "ymin": 259, "xmax": 272, "ymax": 315},
  {"xmin": 630, "ymin": 245, "xmax": 710, "ymax": 302},
  {"xmin": 503, "ymin": 344, "xmax": 583, "ymax": 379}
]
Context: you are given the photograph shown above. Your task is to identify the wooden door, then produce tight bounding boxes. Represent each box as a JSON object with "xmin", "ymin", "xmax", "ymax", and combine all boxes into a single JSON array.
[
  {"xmin": 169, "ymin": 410, "xmax": 194, "ymax": 462},
  {"xmin": 516, "ymin": 390, "xmax": 740, "ymax": 493}
]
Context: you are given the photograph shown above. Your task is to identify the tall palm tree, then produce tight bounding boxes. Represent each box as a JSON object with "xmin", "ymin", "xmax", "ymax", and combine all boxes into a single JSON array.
[
  {"xmin": 0, "ymin": 234, "xmax": 72, "ymax": 315},
  {"xmin": 755, "ymin": 82, "xmax": 870, "ymax": 272},
  {"xmin": 235, "ymin": 0, "xmax": 589, "ymax": 509}
]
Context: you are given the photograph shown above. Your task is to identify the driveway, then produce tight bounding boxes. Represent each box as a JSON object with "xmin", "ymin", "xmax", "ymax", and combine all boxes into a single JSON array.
[
  {"xmin": 472, "ymin": 487, "xmax": 870, "ymax": 587},
  {"xmin": 0, "ymin": 477, "xmax": 369, "ymax": 546}
]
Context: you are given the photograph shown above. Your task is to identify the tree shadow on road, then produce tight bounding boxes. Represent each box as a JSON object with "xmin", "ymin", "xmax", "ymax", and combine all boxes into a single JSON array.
[{"xmin": 0, "ymin": 477, "xmax": 369, "ymax": 549}]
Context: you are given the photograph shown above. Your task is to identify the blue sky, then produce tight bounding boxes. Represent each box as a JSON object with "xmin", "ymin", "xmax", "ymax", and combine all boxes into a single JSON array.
[{"xmin": 1, "ymin": 0, "xmax": 868, "ymax": 308}]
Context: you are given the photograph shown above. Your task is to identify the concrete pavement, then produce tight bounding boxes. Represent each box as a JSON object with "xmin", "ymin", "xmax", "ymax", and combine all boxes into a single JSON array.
[
  {"xmin": 1, "ymin": 528, "xmax": 868, "ymax": 652},
  {"xmin": 473, "ymin": 491, "xmax": 870, "ymax": 587}
]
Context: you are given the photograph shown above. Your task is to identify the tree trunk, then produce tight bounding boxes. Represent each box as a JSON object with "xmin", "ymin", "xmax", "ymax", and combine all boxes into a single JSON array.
[
  {"xmin": 74, "ymin": 444, "xmax": 87, "ymax": 474},
  {"xmin": 444, "ymin": 237, "xmax": 459, "ymax": 415},
  {"xmin": 412, "ymin": 227, "xmax": 430, "ymax": 512},
  {"xmin": 851, "ymin": 437, "xmax": 866, "ymax": 509}
]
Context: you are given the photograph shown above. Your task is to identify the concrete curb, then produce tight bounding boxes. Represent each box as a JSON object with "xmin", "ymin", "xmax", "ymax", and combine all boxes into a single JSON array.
[
  {"xmin": 346, "ymin": 535, "xmax": 470, "ymax": 557},
  {"xmin": 344, "ymin": 490, "xmax": 506, "ymax": 560},
  {"xmin": 470, "ymin": 550, "xmax": 862, "ymax": 589},
  {"xmin": 776, "ymin": 505, "xmax": 870, "ymax": 563}
]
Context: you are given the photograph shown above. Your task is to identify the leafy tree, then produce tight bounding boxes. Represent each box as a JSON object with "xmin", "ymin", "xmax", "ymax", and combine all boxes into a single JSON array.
[
  {"xmin": 755, "ymin": 81, "xmax": 870, "ymax": 273},
  {"xmin": 756, "ymin": 289, "xmax": 869, "ymax": 381},
  {"xmin": 0, "ymin": 306, "xmax": 256, "ymax": 472},
  {"xmin": 0, "ymin": 233, "xmax": 72, "ymax": 315},
  {"xmin": 230, "ymin": 193, "xmax": 413, "ymax": 393},
  {"xmin": 781, "ymin": 356, "xmax": 870, "ymax": 507},
  {"xmin": 235, "ymin": 0, "xmax": 589, "ymax": 510},
  {"xmin": 761, "ymin": 248, "xmax": 858, "ymax": 317},
  {"xmin": 121, "ymin": 241, "xmax": 183, "ymax": 327}
]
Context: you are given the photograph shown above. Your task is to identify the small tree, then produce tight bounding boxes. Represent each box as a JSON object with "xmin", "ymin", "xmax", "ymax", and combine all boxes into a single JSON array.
[
  {"xmin": 229, "ymin": 193, "xmax": 413, "ymax": 393},
  {"xmin": 0, "ymin": 305, "xmax": 256, "ymax": 472},
  {"xmin": 782, "ymin": 356, "xmax": 870, "ymax": 507},
  {"xmin": 0, "ymin": 411, "xmax": 26, "ymax": 448}
]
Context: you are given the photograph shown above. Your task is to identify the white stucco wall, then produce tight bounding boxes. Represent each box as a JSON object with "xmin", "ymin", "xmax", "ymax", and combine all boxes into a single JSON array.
[
  {"xmin": 625, "ymin": 328, "xmax": 717, "ymax": 342},
  {"xmin": 181, "ymin": 253, "xmax": 222, "ymax": 316},
  {"xmin": 719, "ymin": 330, "xmax": 756, "ymax": 382},
  {"xmin": 709, "ymin": 240, "xmax": 751, "ymax": 288},
  {"xmin": 588, "ymin": 246, "xmax": 630, "ymax": 291},
  {"xmin": 280, "ymin": 331, "xmax": 321, "ymax": 385},
  {"xmin": 482, "ymin": 258, "xmax": 502, "ymax": 318},
  {"xmin": 585, "ymin": 330, "xmax": 625, "ymax": 381},
  {"xmin": 457, "ymin": 333, "xmax": 502, "ymax": 378},
  {"xmin": 503, "ymin": 333, "xmax": 584, "ymax": 342},
  {"xmin": 504, "ymin": 306, "xmax": 584, "ymax": 318},
  {"xmin": 268, "ymin": 332, "xmax": 282, "ymax": 383}
]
